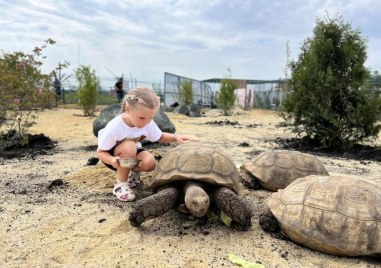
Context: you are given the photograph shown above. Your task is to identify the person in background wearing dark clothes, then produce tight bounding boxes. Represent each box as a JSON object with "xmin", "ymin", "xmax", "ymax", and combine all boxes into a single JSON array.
[
  {"xmin": 115, "ymin": 78, "xmax": 124, "ymax": 103},
  {"xmin": 53, "ymin": 72, "xmax": 61, "ymax": 99}
]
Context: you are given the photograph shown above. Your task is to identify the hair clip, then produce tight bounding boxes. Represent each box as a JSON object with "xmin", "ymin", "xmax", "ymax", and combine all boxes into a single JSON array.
[{"xmin": 127, "ymin": 95, "xmax": 148, "ymax": 105}]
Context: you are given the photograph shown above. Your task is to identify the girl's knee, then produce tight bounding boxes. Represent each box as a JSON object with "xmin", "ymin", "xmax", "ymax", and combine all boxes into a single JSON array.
[
  {"xmin": 115, "ymin": 141, "xmax": 137, "ymax": 158},
  {"xmin": 140, "ymin": 157, "xmax": 156, "ymax": 172}
]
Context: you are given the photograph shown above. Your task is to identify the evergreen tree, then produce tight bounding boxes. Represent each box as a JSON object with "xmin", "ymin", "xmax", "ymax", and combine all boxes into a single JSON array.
[{"xmin": 281, "ymin": 15, "xmax": 381, "ymax": 149}]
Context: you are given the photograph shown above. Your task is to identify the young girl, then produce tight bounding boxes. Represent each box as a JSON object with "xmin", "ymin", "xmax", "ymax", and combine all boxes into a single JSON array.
[{"xmin": 97, "ymin": 87, "xmax": 195, "ymax": 202}]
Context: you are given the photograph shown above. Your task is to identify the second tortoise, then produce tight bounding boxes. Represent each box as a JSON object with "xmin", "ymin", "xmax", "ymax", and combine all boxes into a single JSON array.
[{"xmin": 240, "ymin": 150, "xmax": 329, "ymax": 191}]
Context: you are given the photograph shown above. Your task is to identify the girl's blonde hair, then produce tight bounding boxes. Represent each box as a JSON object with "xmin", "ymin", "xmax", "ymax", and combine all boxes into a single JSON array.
[{"xmin": 120, "ymin": 87, "xmax": 160, "ymax": 113}]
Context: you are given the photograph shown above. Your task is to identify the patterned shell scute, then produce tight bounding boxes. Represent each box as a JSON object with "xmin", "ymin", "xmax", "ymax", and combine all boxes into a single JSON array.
[
  {"xmin": 243, "ymin": 150, "xmax": 329, "ymax": 191},
  {"xmin": 267, "ymin": 175, "xmax": 381, "ymax": 256},
  {"xmin": 150, "ymin": 143, "xmax": 240, "ymax": 193}
]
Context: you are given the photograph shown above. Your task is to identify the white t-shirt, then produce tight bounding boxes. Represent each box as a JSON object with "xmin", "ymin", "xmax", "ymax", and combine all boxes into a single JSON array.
[{"xmin": 97, "ymin": 114, "xmax": 162, "ymax": 151}]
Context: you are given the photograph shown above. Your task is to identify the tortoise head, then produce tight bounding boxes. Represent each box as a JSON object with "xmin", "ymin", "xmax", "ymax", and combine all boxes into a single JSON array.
[{"xmin": 184, "ymin": 182, "xmax": 210, "ymax": 217}]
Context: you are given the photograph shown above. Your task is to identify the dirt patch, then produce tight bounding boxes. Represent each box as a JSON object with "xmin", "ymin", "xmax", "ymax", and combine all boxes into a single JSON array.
[
  {"xmin": 1, "ymin": 107, "xmax": 381, "ymax": 267},
  {"xmin": 0, "ymin": 131, "xmax": 57, "ymax": 159}
]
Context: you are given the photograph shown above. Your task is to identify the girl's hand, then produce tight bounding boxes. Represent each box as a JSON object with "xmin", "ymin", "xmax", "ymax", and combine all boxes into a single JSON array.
[
  {"xmin": 111, "ymin": 156, "xmax": 120, "ymax": 169},
  {"xmin": 176, "ymin": 134, "xmax": 196, "ymax": 144}
]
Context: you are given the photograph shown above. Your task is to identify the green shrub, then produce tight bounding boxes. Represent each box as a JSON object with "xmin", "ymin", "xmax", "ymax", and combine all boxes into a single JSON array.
[
  {"xmin": 281, "ymin": 15, "xmax": 381, "ymax": 149},
  {"xmin": 0, "ymin": 39, "xmax": 65, "ymax": 143},
  {"xmin": 177, "ymin": 79, "xmax": 194, "ymax": 106},
  {"xmin": 215, "ymin": 70, "xmax": 237, "ymax": 115},
  {"xmin": 75, "ymin": 65, "xmax": 99, "ymax": 116}
]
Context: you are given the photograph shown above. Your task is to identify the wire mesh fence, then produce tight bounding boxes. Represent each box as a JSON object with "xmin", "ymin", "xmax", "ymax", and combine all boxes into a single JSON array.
[
  {"xmin": 204, "ymin": 78, "xmax": 288, "ymax": 110},
  {"xmin": 55, "ymin": 73, "xmax": 380, "ymax": 110},
  {"xmin": 56, "ymin": 74, "xmax": 287, "ymax": 109},
  {"xmin": 55, "ymin": 75, "xmax": 163, "ymax": 106},
  {"xmin": 163, "ymin": 72, "xmax": 213, "ymax": 108}
]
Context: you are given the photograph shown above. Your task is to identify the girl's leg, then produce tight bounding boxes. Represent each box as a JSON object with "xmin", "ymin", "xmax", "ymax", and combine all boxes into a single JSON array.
[
  {"xmin": 112, "ymin": 141, "xmax": 137, "ymax": 202},
  {"xmin": 127, "ymin": 150, "xmax": 156, "ymax": 188},
  {"xmin": 135, "ymin": 150, "xmax": 156, "ymax": 172},
  {"xmin": 114, "ymin": 140, "xmax": 137, "ymax": 183}
]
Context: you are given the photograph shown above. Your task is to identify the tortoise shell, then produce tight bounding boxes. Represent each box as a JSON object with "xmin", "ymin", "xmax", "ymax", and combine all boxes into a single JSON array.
[
  {"xmin": 240, "ymin": 150, "xmax": 329, "ymax": 191},
  {"xmin": 150, "ymin": 143, "xmax": 240, "ymax": 193},
  {"xmin": 267, "ymin": 175, "xmax": 381, "ymax": 256}
]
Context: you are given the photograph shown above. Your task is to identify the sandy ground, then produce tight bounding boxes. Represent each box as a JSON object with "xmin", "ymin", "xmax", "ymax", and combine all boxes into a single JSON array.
[{"xmin": 1, "ymin": 107, "xmax": 381, "ymax": 268}]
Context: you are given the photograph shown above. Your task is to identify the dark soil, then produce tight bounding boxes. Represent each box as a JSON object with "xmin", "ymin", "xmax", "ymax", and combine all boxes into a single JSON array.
[
  {"xmin": 205, "ymin": 120, "xmax": 240, "ymax": 126},
  {"xmin": 203, "ymin": 119, "xmax": 379, "ymax": 163},
  {"xmin": 274, "ymin": 137, "xmax": 381, "ymax": 162},
  {"xmin": 203, "ymin": 120, "xmax": 262, "ymax": 128},
  {"xmin": 0, "ymin": 131, "xmax": 57, "ymax": 160},
  {"xmin": 1, "ymin": 129, "xmax": 380, "ymax": 165}
]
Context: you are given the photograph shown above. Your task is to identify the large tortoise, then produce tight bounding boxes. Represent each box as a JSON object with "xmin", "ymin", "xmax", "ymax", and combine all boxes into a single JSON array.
[
  {"xmin": 128, "ymin": 143, "xmax": 253, "ymax": 230},
  {"xmin": 259, "ymin": 175, "xmax": 381, "ymax": 257},
  {"xmin": 240, "ymin": 150, "xmax": 329, "ymax": 191}
]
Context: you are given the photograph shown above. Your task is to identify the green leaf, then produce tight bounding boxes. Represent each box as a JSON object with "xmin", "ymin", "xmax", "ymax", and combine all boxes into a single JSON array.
[
  {"xmin": 206, "ymin": 211, "xmax": 219, "ymax": 224},
  {"xmin": 182, "ymin": 220, "xmax": 198, "ymax": 227},
  {"xmin": 226, "ymin": 253, "xmax": 265, "ymax": 268},
  {"xmin": 219, "ymin": 211, "xmax": 232, "ymax": 227}
]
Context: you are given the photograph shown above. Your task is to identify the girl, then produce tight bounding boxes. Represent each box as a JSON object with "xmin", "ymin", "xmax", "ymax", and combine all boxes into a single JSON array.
[{"xmin": 97, "ymin": 87, "xmax": 195, "ymax": 202}]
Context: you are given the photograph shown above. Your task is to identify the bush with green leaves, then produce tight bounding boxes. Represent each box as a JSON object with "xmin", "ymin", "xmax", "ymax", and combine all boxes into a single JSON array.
[
  {"xmin": 177, "ymin": 79, "xmax": 194, "ymax": 106},
  {"xmin": 75, "ymin": 65, "xmax": 99, "ymax": 116},
  {"xmin": 0, "ymin": 39, "xmax": 60, "ymax": 144},
  {"xmin": 215, "ymin": 71, "xmax": 237, "ymax": 115},
  {"xmin": 281, "ymin": 15, "xmax": 381, "ymax": 149}
]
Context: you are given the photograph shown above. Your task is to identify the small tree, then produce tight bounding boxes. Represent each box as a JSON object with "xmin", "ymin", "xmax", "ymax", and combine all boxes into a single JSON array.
[
  {"xmin": 281, "ymin": 15, "xmax": 381, "ymax": 149},
  {"xmin": 0, "ymin": 39, "xmax": 64, "ymax": 144},
  {"xmin": 177, "ymin": 79, "xmax": 194, "ymax": 106},
  {"xmin": 75, "ymin": 65, "xmax": 99, "ymax": 116},
  {"xmin": 215, "ymin": 69, "xmax": 237, "ymax": 115}
]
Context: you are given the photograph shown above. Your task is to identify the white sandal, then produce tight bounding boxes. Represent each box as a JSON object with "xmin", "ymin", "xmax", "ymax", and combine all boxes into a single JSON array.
[{"xmin": 113, "ymin": 182, "xmax": 135, "ymax": 202}]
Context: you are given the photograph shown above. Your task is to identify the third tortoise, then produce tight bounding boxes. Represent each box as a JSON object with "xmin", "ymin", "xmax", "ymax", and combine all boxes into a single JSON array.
[
  {"xmin": 259, "ymin": 175, "xmax": 381, "ymax": 257},
  {"xmin": 240, "ymin": 150, "xmax": 329, "ymax": 191}
]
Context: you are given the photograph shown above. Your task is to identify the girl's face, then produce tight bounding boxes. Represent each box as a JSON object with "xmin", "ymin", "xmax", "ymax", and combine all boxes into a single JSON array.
[{"xmin": 127, "ymin": 104, "xmax": 156, "ymax": 128}]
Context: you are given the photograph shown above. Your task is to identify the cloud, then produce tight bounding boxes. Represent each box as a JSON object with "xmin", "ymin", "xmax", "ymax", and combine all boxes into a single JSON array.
[{"xmin": 0, "ymin": 0, "xmax": 380, "ymax": 82}]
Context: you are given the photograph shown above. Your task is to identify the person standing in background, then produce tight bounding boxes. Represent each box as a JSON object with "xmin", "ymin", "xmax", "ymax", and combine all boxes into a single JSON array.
[
  {"xmin": 115, "ymin": 78, "xmax": 124, "ymax": 103},
  {"xmin": 53, "ymin": 71, "xmax": 61, "ymax": 99}
]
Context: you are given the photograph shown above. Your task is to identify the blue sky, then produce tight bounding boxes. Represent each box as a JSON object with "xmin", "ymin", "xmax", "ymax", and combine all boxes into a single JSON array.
[{"xmin": 1, "ymin": 0, "xmax": 380, "ymax": 84}]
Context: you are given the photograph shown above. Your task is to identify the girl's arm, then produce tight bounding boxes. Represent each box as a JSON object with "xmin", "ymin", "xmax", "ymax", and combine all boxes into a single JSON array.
[
  {"xmin": 97, "ymin": 149, "xmax": 120, "ymax": 169},
  {"xmin": 159, "ymin": 132, "xmax": 196, "ymax": 144}
]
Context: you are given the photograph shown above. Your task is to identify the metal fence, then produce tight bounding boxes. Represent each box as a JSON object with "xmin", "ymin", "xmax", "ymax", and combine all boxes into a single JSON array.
[
  {"xmin": 57, "ymin": 74, "xmax": 287, "ymax": 109},
  {"xmin": 56, "ymin": 75, "xmax": 163, "ymax": 105},
  {"xmin": 163, "ymin": 72, "xmax": 213, "ymax": 108},
  {"xmin": 250, "ymin": 80, "xmax": 287, "ymax": 110},
  {"xmin": 204, "ymin": 78, "xmax": 288, "ymax": 110},
  {"xmin": 58, "ymin": 74, "xmax": 380, "ymax": 110}
]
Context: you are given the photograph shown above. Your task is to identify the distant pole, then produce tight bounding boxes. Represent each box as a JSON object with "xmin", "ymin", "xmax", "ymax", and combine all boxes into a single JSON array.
[
  {"xmin": 77, "ymin": 41, "xmax": 80, "ymax": 67},
  {"xmin": 122, "ymin": 74, "xmax": 124, "ymax": 93},
  {"xmin": 59, "ymin": 62, "xmax": 66, "ymax": 104}
]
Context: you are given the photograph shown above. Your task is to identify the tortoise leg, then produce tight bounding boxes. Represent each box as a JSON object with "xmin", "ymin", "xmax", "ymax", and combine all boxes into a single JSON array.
[
  {"xmin": 128, "ymin": 186, "xmax": 179, "ymax": 227},
  {"xmin": 240, "ymin": 170, "xmax": 261, "ymax": 190},
  {"xmin": 258, "ymin": 205, "xmax": 280, "ymax": 233},
  {"xmin": 214, "ymin": 187, "xmax": 253, "ymax": 231}
]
